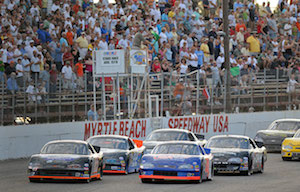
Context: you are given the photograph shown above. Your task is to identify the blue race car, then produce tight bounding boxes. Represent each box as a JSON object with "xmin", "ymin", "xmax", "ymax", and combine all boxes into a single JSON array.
[
  {"xmin": 87, "ymin": 135, "xmax": 145, "ymax": 174},
  {"xmin": 139, "ymin": 141, "xmax": 213, "ymax": 183}
]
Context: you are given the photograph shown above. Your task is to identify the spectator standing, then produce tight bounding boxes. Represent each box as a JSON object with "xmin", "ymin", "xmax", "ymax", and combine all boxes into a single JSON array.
[
  {"xmin": 6, "ymin": 72, "xmax": 18, "ymax": 106},
  {"xmin": 75, "ymin": 32, "xmax": 89, "ymax": 58},
  {"xmin": 61, "ymin": 61, "xmax": 73, "ymax": 91},
  {"xmin": 15, "ymin": 58, "xmax": 24, "ymax": 88}
]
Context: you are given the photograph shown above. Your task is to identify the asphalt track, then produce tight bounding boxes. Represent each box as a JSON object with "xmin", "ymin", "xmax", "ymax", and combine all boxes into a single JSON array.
[{"xmin": 0, "ymin": 154, "xmax": 299, "ymax": 192}]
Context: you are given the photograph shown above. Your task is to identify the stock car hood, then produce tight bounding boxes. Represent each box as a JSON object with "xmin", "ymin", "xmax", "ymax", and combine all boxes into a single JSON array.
[
  {"xmin": 211, "ymin": 148, "xmax": 249, "ymax": 161},
  {"xmin": 256, "ymin": 130, "xmax": 296, "ymax": 144},
  {"xmin": 101, "ymin": 149, "xmax": 128, "ymax": 164},
  {"xmin": 29, "ymin": 154, "xmax": 90, "ymax": 169},
  {"xmin": 141, "ymin": 154, "xmax": 201, "ymax": 170},
  {"xmin": 283, "ymin": 138, "xmax": 300, "ymax": 146},
  {"xmin": 101, "ymin": 148, "xmax": 128, "ymax": 154}
]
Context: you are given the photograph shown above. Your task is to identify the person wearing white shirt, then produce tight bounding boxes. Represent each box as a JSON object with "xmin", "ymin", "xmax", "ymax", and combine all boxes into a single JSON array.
[
  {"xmin": 272, "ymin": 37, "xmax": 279, "ymax": 55},
  {"xmin": 61, "ymin": 61, "xmax": 73, "ymax": 90},
  {"xmin": 216, "ymin": 53, "xmax": 224, "ymax": 68},
  {"xmin": 160, "ymin": 28, "xmax": 168, "ymax": 44},
  {"xmin": 31, "ymin": 51, "xmax": 41, "ymax": 82},
  {"xmin": 284, "ymin": 21, "xmax": 292, "ymax": 36},
  {"xmin": 15, "ymin": 58, "xmax": 24, "ymax": 87},
  {"xmin": 118, "ymin": 35, "xmax": 129, "ymax": 49},
  {"xmin": 51, "ymin": 1, "xmax": 60, "ymax": 13},
  {"xmin": 22, "ymin": 54, "xmax": 32, "ymax": 83},
  {"xmin": 187, "ymin": 47, "xmax": 199, "ymax": 71},
  {"xmin": 25, "ymin": 41, "xmax": 38, "ymax": 59},
  {"xmin": 98, "ymin": 37, "xmax": 109, "ymax": 50}
]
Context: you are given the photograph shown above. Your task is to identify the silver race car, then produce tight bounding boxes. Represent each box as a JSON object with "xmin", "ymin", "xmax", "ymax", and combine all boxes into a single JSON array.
[
  {"xmin": 87, "ymin": 135, "xmax": 145, "ymax": 174},
  {"xmin": 28, "ymin": 140, "xmax": 104, "ymax": 183},
  {"xmin": 255, "ymin": 119, "xmax": 300, "ymax": 152},
  {"xmin": 206, "ymin": 135, "xmax": 267, "ymax": 175}
]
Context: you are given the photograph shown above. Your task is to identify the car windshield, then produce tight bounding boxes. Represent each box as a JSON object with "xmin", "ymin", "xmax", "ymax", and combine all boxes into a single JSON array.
[
  {"xmin": 152, "ymin": 144, "xmax": 200, "ymax": 155},
  {"xmin": 146, "ymin": 131, "xmax": 189, "ymax": 141},
  {"xmin": 206, "ymin": 137, "xmax": 250, "ymax": 149},
  {"xmin": 269, "ymin": 121, "xmax": 300, "ymax": 131},
  {"xmin": 41, "ymin": 143, "xmax": 88, "ymax": 155},
  {"xmin": 88, "ymin": 137, "xmax": 128, "ymax": 150},
  {"xmin": 294, "ymin": 130, "xmax": 300, "ymax": 138}
]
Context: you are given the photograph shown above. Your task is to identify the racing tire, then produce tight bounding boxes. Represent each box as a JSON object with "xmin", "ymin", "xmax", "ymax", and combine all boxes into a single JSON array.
[
  {"xmin": 198, "ymin": 167, "xmax": 203, "ymax": 183},
  {"xmin": 124, "ymin": 161, "xmax": 129, "ymax": 175},
  {"xmin": 282, "ymin": 157, "xmax": 292, "ymax": 161},
  {"xmin": 141, "ymin": 179, "xmax": 151, "ymax": 183},
  {"xmin": 242, "ymin": 160, "xmax": 252, "ymax": 176},
  {"xmin": 29, "ymin": 178, "xmax": 40, "ymax": 183},
  {"xmin": 258, "ymin": 159, "xmax": 264, "ymax": 174},
  {"xmin": 99, "ymin": 164, "xmax": 103, "ymax": 180},
  {"xmin": 207, "ymin": 164, "xmax": 214, "ymax": 181}
]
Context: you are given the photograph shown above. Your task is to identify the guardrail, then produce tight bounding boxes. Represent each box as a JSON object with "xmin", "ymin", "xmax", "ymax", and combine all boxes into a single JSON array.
[{"xmin": 0, "ymin": 68, "xmax": 298, "ymax": 125}]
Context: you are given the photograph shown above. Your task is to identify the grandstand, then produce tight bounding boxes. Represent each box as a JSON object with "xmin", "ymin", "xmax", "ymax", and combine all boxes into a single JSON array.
[{"xmin": 0, "ymin": 0, "xmax": 299, "ymax": 125}]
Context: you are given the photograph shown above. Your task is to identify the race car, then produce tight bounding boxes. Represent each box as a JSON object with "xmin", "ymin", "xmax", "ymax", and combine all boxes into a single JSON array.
[
  {"xmin": 143, "ymin": 129, "xmax": 207, "ymax": 154},
  {"xmin": 28, "ymin": 140, "xmax": 104, "ymax": 183},
  {"xmin": 254, "ymin": 119, "xmax": 300, "ymax": 152},
  {"xmin": 281, "ymin": 129, "xmax": 300, "ymax": 160},
  {"xmin": 139, "ymin": 141, "xmax": 213, "ymax": 183},
  {"xmin": 206, "ymin": 135, "xmax": 267, "ymax": 175},
  {"xmin": 87, "ymin": 135, "xmax": 145, "ymax": 174}
]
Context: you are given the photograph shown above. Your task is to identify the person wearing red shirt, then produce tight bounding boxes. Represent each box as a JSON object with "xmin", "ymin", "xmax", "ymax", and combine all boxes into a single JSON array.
[
  {"xmin": 62, "ymin": 47, "xmax": 74, "ymax": 67},
  {"xmin": 73, "ymin": 1, "xmax": 81, "ymax": 14},
  {"xmin": 152, "ymin": 57, "xmax": 161, "ymax": 73},
  {"xmin": 75, "ymin": 58, "xmax": 84, "ymax": 90},
  {"xmin": 66, "ymin": 27, "xmax": 74, "ymax": 46},
  {"xmin": 235, "ymin": 19, "xmax": 247, "ymax": 32}
]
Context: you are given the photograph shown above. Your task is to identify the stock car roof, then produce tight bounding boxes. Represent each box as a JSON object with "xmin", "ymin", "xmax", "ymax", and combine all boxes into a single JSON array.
[
  {"xmin": 273, "ymin": 119, "xmax": 300, "ymax": 122},
  {"xmin": 151, "ymin": 128, "xmax": 191, "ymax": 134},
  {"xmin": 155, "ymin": 141, "xmax": 199, "ymax": 146},
  {"xmin": 209, "ymin": 135, "xmax": 250, "ymax": 140},
  {"xmin": 88, "ymin": 135, "xmax": 129, "ymax": 140},
  {"xmin": 45, "ymin": 140, "xmax": 88, "ymax": 145}
]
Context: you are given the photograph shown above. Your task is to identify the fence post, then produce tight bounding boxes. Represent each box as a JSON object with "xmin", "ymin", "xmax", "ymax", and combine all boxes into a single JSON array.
[
  {"xmin": 113, "ymin": 76, "xmax": 116, "ymax": 120},
  {"xmin": 84, "ymin": 72, "xmax": 87, "ymax": 119},
  {"xmin": 161, "ymin": 72, "xmax": 164, "ymax": 117},
  {"xmin": 102, "ymin": 73, "xmax": 106, "ymax": 120},
  {"xmin": 223, "ymin": 70, "xmax": 227, "ymax": 113},
  {"xmin": 117, "ymin": 73, "xmax": 121, "ymax": 120},
  {"xmin": 276, "ymin": 68, "xmax": 279, "ymax": 109},
  {"xmin": 196, "ymin": 70, "xmax": 199, "ymax": 115},
  {"xmin": 47, "ymin": 80, "xmax": 49, "ymax": 123},
  {"xmin": 1, "ymin": 79, "xmax": 4, "ymax": 125},
  {"xmin": 34, "ymin": 74, "xmax": 37, "ymax": 124},
  {"xmin": 59, "ymin": 73, "xmax": 62, "ymax": 123},
  {"xmin": 23, "ymin": 76, "xmax": 26, "ymax": 124},
  {"xmin": 72, "ymin": 75, "xmax": 75, "ymax": 121},
  {"xmin": 263, "ymin": 68, "xmax": 266, "ymax": 111}
]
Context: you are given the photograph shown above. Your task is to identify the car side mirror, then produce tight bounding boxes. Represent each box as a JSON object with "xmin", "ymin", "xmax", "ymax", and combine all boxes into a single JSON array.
[
  {"xmin": 204, "ymin": 147, "xmax": 211, "ymax": 154},
  {"xmin": 195, "ymin": 134, "xmax": 205, "ymax": 140},
  {"xmin": 93, "ymin": 145, "xmax": 101, "ymax": 153},
  {"xmin": 255, "ymin": 141, "xmax": 264, "ymax": 148}
]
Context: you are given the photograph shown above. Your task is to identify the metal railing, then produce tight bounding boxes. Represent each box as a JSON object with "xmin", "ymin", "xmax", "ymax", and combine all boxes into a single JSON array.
[{"xmin": 0, "ymin": 68, "xmax": 297, "ymax": 125}]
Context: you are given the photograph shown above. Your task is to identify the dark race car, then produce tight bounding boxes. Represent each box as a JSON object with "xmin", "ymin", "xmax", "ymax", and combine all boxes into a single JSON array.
[
  {"xmin": 28, "ymin": 140, "xmax": 104, "ymax": 183},
  {"xmin": 143, "ymin": 129, "xmax": 207, "ymax": 154},
  {"xmin": 139, "ymin": 141, "xmax": 213, "ymax": 183},
  {"xmin": 206, "ymin": 135, "xmax": 267, "ymax": 176},
  {"xmin": 87, "ymin": 135, "xmax": 145, "ymax": 174},
  {"xmin": 255, "ymin": 119, "xmax": 300, "ymax": 152}
]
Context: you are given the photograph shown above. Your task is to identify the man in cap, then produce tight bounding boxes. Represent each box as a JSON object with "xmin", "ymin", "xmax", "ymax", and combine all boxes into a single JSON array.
[{"xmin": 132, "ymin": 26, "xmax": 150, "ymax": 49}]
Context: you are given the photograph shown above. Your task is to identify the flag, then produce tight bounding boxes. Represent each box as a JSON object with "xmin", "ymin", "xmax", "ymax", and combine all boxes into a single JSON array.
[
  {"xmin": 151, "ymin": 30, "xmax": 160, "ymax": 42},
  {"xmin": 203, "ymin": 87, "xmax": 210, "ymax": 101},
  {"xmin": 230, "ymin": 66, "xmax": 240, "ymax": 77}
]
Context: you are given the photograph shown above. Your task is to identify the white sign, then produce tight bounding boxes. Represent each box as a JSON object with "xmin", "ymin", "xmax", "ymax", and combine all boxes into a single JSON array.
[
  {"xmin": 130, "ymin": 50, "xmax": 147, "ymax": 73},
  {"xmin": 94, "ymin": 50, "xmax": 125, "ymax": 75}
]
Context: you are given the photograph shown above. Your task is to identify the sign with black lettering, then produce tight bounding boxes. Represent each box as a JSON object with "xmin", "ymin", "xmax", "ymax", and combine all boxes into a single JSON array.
[{"xmin": 94, "ymin": 50, "xmax": 125, "ymax": 74}]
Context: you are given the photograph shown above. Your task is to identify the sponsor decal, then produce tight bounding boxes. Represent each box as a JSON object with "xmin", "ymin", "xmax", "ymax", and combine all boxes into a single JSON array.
[
  {"xmin": 167, "ymin": 115, "xmax": 229, "ymax": 134},
  {"xmin": 84, "ymin": 119, "xmax": 148, "ymax": 140}
]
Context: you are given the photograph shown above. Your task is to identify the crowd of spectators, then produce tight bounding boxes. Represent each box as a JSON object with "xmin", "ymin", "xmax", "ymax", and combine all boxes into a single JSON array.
[{"xmin": 0, "ymin": 0, "xmax": 300, "ymax": 108}]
